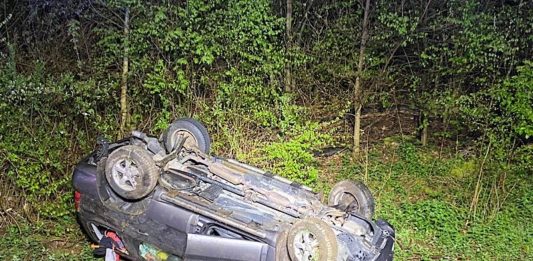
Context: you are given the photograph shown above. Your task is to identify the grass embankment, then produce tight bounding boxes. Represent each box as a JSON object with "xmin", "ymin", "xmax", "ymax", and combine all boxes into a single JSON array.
[{"xmin": 1, "ymin": 139, "xmax": 531, "ymax": 260}]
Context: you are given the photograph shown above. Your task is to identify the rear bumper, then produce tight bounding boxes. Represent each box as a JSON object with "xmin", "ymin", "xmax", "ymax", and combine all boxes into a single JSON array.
[{"xmin": 72, "ymin": 161, "xmax": 98, "ymax": 197}]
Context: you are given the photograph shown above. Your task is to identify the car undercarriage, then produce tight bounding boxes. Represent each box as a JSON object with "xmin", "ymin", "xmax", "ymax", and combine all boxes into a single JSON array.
[{"xmin": 73, "ymin": 118, "xmax": 395, "ymax": 261}]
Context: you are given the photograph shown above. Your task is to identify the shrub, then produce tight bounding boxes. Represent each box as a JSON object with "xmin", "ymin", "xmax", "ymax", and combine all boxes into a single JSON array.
[{"xmin": 263, "ymin": 123, "xmax": 331, "ymax": 186}]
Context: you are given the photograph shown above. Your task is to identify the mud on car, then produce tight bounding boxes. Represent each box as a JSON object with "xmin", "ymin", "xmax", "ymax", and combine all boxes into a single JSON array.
[{"xmin": 73, "ymin": 118, "xmax": 395, "ymax": 261}]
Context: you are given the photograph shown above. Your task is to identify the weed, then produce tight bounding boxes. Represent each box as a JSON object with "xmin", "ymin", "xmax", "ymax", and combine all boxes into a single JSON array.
[
  {"xmin": 0, "ymin": 220, "xmax": 96, "ymax": 260},
  {"xmin": 263, "ymin": 122, "xmax": 332, "ymax": 187},
  {"xmin": 333, "ymin": 139, "xmax": 532, "ymax": 260}
]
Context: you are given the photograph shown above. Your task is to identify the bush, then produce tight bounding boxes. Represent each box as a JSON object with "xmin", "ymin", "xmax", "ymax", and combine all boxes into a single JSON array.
[
  {"xmin": 263, "ymin": 123, "xmax": 331, "ymax": 186},
  {"xmin": 0, "ymin": 57, "xmax": 116, "ymax": 218}
]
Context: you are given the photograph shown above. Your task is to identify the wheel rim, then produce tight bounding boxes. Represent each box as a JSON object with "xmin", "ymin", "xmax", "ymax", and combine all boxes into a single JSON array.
[
  {"xmin": 292, "ymin": 230, "xmax": 319, "ymax": 261},
  {"xmin": 170, "ymin": 129, "xmax": 198, "ymax": 150},
  {"xmin": 111, "ymin": 158, "xmax": 140, "ymax": 191},
  {"xmin": 333, "ymin": 192, "xmax": 360, "ymax": 211}
]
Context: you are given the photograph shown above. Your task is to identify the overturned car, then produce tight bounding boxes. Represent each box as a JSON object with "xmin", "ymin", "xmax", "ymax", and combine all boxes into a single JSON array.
[{"xmin": 73, "ymin": 118, "xmax": 395, "ymax": 261}]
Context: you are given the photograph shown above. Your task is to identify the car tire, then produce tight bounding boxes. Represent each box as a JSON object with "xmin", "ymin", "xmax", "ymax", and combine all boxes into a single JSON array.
[
  {"xmin": 163, "ymin": 118, "xmax": 211, "ymax": 154},
  {"xmin": 105, "ymin": 145, "xmax": 159, "ymax": 200},
  {"xmin": 275, "ymin": 229, "xmax": 291, "ymax": 261},
  {"xmin": 287, "ymin": 218, "xmax": 338, "ymax": 261},
  {"xmin": 328, "ymin": 180, "xmax": 375, "ymax": 219}
]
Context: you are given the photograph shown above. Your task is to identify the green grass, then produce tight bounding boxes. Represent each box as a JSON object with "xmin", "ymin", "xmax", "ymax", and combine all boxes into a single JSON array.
[
  {"xmin": 335, "ymin": 140, "xmax": 532, "ymax": 260},
  {"xmin": 0, "ymin": 218, "xmax": 96, "ymax": 261}
]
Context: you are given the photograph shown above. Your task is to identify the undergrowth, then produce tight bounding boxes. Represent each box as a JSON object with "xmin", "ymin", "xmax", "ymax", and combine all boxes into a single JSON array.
[
  {"xmin": 0, "ymin": 218, "xmax": 96, "ymax": 260},
  {"xmin": 263, "ymin": 122, "xmax": 332, "ymax": 187},
  {"xmin": 2, "ymin": 138, "xmax": 530, "ymax": 260},
  {"xmin": 336, "ymin": 140, "xmax": 532, "ymax": 260}
]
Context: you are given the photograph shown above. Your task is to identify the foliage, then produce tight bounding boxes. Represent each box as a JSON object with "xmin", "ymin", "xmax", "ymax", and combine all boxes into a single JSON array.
[
  {"xmin": 0, "ymin": 0, "xmax": 531, "ymax": 259},
  {"xmin": 93, "ymin": 0, "xmax": 286, "ymax": 132},
  {"xmin": 264, "ymin": 123, "xmax": 331, "ymax": 186},
  {"xmin": 338, "ymin": 140, "xmax": 532, "ymax": 260},
  {"xmin": 0, "ymin": 220, "xmax": 96, "ymax": 261},
  {"xmin": 490, "ymin": 61, "xmax": 533, "ymax": 138},
  {"xmin": 0, "ymin": 48, "xmax": 116, "ymax": 218}
]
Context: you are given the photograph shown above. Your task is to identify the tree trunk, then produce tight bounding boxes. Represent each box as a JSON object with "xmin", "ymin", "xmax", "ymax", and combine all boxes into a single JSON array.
[
  {"xmin": 284, "ymin": 0, "xmax": 293, "ymax": 92},
  {"xmin": 420, "ymin": 111, "xmax": 428, "ymax": 146},
  {"xmin": 353, "ymin": 0, "xmax": 371, "ymax": 158},
  {"xmin": 119, "ymin": 8, "xmax": 130, "ymax": 138}
]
